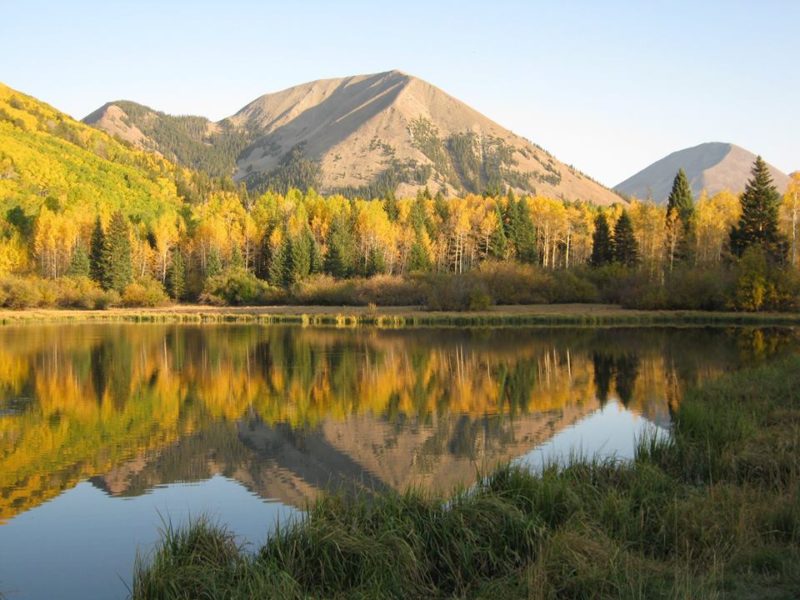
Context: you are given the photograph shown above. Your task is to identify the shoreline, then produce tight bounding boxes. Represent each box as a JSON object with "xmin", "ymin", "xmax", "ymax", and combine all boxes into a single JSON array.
[{"xmin": 2, "ymin": 303, "xmax": 800, "ymax": 327}]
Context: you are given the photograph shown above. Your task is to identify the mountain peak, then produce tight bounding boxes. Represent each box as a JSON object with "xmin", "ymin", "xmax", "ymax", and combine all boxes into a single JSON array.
[
  {"xmin": 84, "ymin": 72, "xmax": 622, "ymax": 204},
  {"xmin": 615, "ymin": 142, "xmax": 790, "ymax": 202}
]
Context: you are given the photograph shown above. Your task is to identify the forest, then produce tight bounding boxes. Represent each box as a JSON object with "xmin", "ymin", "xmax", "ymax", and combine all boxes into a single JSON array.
[{"xmin": 1, "ymin": 83, "xmax": 799, "ymax": 312}]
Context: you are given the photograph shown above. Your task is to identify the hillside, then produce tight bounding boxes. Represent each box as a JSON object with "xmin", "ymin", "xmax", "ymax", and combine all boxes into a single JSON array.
[
  {"xmin": 615, "ymin": 142, "xmax": 790, "ymax": 203},
  {"xmin": 0, "ymin": 82, "xmax": 188, "ymax": 223},
  {"xmin": 85, "ymin": 71, "xmax": 623, "ymax": 205}
]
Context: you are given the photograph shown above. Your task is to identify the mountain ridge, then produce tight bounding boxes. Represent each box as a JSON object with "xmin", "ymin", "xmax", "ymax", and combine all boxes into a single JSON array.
[{"xmin": 84, "ymin": 70, "xmax": 624, "ymax": 205}]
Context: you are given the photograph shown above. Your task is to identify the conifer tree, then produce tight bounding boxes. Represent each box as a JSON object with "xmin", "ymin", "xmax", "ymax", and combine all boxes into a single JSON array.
[
  {"xmin": 102, "ymin": 211, "xmax": 132, "ymax": 292},
  {"xmin": 383, "ymin": 191, "xmax": 400, "ymax": 222},
  {"xmin": 68, "ymin": 244, "xmax": 90, "ymax": 278},
  {"xmin": 488, "ymin": 204, "xmax": 508, "ymax": 259},
  {"xmin": 323, "ymin": 217, "xmax": 354, "ymax": 278},
  {"xmin": 288, "ymin": 230, "xmax": 312, "ymax": 283},
  {"xmin": 508, "ymin": 197, "xmax": 537, "ymax": 263},
  {"xmin": 590, "ymin": 213, "xmax": 614, "ymax": 267},
  {"xmin": 269, "ymin": 236, "xmax": 290, "ymax": 286},
  {"xmin": 665, "ymin": 169, "xmax": 696, "ymax": 270},
  {"xmin": 613, "ymin": 210, "xmax": 638, "ymax": 267},
  {"xmin": 206, "ymin": 247, "xmax": 222, "ymax": 278},
  {"xmin": 166, "ymin": 248, "xmax": 185, "ymax": 300},
  {"xmin": 229, "ymin": 245, "xmax": 244, "ymax": 270},
  {"xmin": 407, "ymin": 231, "xmax": 431, "ymax": 272},
  {"xmin": 89, "ymin": 216, "xmax": 106, "ymax": 284},
  {"xmin": 729, "ymin": 156, "xmax": 788, "ymax": 263},
  {"xmin": 433, "ymin": 190, "xmax": 449, "ymax": 222}
]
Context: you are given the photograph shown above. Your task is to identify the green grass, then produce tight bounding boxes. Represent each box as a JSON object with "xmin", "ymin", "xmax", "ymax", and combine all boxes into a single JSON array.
[{"xmin": 131, "ymin": 355, "xmax": 800, "ymax": 599}]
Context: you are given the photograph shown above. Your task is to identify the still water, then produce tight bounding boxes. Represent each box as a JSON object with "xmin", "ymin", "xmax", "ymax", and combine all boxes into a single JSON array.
[{"xmin": 0, "ymin": 324, "xmax": 797, "ymax": 599}]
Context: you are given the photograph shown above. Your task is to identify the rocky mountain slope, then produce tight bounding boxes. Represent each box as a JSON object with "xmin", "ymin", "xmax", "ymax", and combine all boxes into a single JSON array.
[{"xmin": 85, "ymin": 71, "xmax": 623, "ymax": 204}]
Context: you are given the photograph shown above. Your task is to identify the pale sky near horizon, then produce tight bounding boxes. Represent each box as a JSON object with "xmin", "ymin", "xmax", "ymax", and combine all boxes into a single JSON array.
[{"xmin": 2, "ymin": 0, "xmax": 798, "ymax": 187}]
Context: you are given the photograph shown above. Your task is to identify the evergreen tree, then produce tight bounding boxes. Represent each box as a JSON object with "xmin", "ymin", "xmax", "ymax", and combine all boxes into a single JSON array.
[
  {"xmin": 488, "ymin": 204, "xmax": 508, "ymax": 259},
  {"xmin": 433, "ymin": 190, "xmax": 449, "ymax": 222},
  {"xmin": 508, "ymin": 197, "xmax": 537, "ymax": 264},
  {"xmin": 730, "ymin": 156, "xmax": 788, "ymax": 263},
  {"xmin": 67, "ymin": 244, "xmax": 90, "ymax": 278},
  {"xmin": 366, "ymin": 247, "xmax": 386, "ymax": 277},
  {"xmin": 590, "ymin": 213, "xmax": 614, "ymax": 267},
  {"xmin": 613, "ymin": 210, "xmax": 639, "ymax": 267},
  {"xmin": 102, "ymin": 211, "xmax": 132, "ymax": 292},
  {"xmin": 383, "ymin": 191, "xmax": 400, "ymax": 222},
  {"xmin": 407, "ymin": 231, "xmax": 431, "ymax": 272},
  {"xmin": 229, "ymin": 245, "xmax": 244, "ymax": 270},
  {"xmin": 166, "ymin": 248, "xmax": 185, "ymax": 300},
  {"xmin": 269, "ymin": 236, "xmax": 290, "ymax": 286},
  {"xmin": 288, "ymin": 230, "xmax": 312, "ymax": 284},
  {"xmin": 410, "ymin": 190, "xmax": 433, "ymax": 236},
  {"xmin": 323, "ymin": 217, "xmax": 354, "ymax": 278},
  {"xmin": 665, "ymin": 169, "xmax": 696, "ymax": 270},
  {"xmin": 206, "ymin": 247, "xmax": 222, "ymax": 278},
  {"xmin": 89, "ymin": 216, "xmax": 106, "ymax": 284}
]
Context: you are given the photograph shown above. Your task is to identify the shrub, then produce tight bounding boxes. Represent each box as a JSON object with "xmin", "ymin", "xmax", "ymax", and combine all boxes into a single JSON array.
[
  {"xmin": 424, "ymin": 273, "xmax": 493, "ymax": 311},
  {"xmin": 122, "ymin": 278, "xmax": 171, "ymax": 308},
  {"xmin": 200, "ymin": 269, "xmax": 280, "ymax": 306},
  {"xmin": 289, "ymin": 275, "xmax": 358, "ymax": 305},
  {"xmin": 472, "ymin": 261, "xmax": 552, "ymax": 304}
]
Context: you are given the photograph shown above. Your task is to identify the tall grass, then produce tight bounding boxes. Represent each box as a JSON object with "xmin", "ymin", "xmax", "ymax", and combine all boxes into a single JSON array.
[{"xmin": 133, "ymin": 356, "xmax": 800, "ymax": 598}]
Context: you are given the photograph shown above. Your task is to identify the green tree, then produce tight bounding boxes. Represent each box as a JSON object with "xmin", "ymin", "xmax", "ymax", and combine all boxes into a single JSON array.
[
  {"xmin": 730, "ymin": 156, "xmax": 788, "ymax": 263},
  {"xmin": 488, "ymin": 204, "xmax": 508, "ymax": 259},
  {"xmin": 323, "ymin": 216, "xmax": 355, "ymax": 278},
  {"xmin": 268, "ymin": 236, "xmax": 290, "ymax": 286},
  {"xmin": 67, "ymin": 244, "xmax": 90, "ymax": 278},
  {"xmin": 89, "ymin": 216, "xmax": 106, "ymax": 284},
  {"xmin": 508, "ymin": 196, "xmax": 537, "ymax": 264},
  {"xmin": 613, "ymin": 210, "xmax": 638, "ymax": 267},
  {"xmin": 288, "ymin": 230, "xmax": 312, "ymax": 284},
  {"xmin": 590, "ymin": 213, "xmax": 614, "ymax": 267},
  {"xmin": 407, "ymin": 232, "xmax": 431, "ymax": 272},
  {"xmin": 206, "ymin": 247, "xmax": 222, "ymax": 278},
  {"xmin": 383, "ymin": 192, "xmax": 400, "ymax": 222},
  {"xmin": 166, "ymin": 248, "xmax": 185, "ymax": 300},
  {"xmin": 665, "ymin": 169, "xmax": 696, "ymax": 270},
  {"xmin": 102, "ymin": 211, "xmax": 133, "ymax": 292}
]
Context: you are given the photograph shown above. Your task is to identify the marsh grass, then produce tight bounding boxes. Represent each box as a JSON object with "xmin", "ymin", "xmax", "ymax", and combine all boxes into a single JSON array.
[{"xmin": 132, "ymin": 357, "xmax": 800, "ymax": 599}]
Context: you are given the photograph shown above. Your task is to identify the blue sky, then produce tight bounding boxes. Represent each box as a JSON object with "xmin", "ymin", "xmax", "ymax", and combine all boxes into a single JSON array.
[{"xmin": 2, "ymin": 0, "xmax": 797, "ymax": 186}]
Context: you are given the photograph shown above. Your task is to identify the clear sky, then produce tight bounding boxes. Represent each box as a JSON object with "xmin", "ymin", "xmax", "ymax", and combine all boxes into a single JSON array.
[{"xmin": 2, "ymin": 0, "xmax": 797, "ymax": 186}]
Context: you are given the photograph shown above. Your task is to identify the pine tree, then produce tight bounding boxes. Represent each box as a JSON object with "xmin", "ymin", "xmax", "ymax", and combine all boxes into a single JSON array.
[
  {"xmin": 383, "ymin": 192, "xmax": 400, "ymax": 222},
  {"xmin": 89, "ymin": 216, "xmax": 106, "ymax": 285},
  {"xmin": 288, "ymin": 230, "xmax": 312, "ymax": 284},
  {"xmin": 508, "ymin": 197, "xmax": 537, "ymax": 264},
  {"xmin": 269, "ymin": 236, "xmax": 290, "ymax": 286},
  {"xmin": 229, "ymin": 245, "xmax": 244, "ymax": 270},
  {"xmin": 613, "ymin": 210, "xmax": 639, "ymax": 267},
  {"xmin": 590, "ymin": 213, "xmax": 614, "ymax": 267},
  {"xmin": 102, "ymin": 211, "xmax": 132, "ymax": 292},
  {"xmin": 366, "ymin": 247, "xmax": 386, "ymax": 276},
  {"xmin": 323, "ymin": 217, "xmax": 354, "ymax": 278},
  {"xmin": 166, "ymin": 248, "xmax": 185, "ymax": 300},
  {"xmin": 488, "ymin": 204, "xmax": 508, "ymax": 259},
  {"xmin": 434, "ymin": 190, "xmax": 449, "ymax": 222},
  {"xmin": 206, "ymin": 247, "xmax": 222, "ymax": 278},
  {"xmin": 730, "ymin": 156, "xmax": 788, "ymax": 263},
  {"xmin": 68, "ymin": 244, "xmax": 90, "ymax": 278},
  {"xmin": 407, "ymin": 231, "xmax": 431, "ymax": 272},
  {"xmin": 665, "ymin": 169, "xmax": 696, "ymax": 270}
]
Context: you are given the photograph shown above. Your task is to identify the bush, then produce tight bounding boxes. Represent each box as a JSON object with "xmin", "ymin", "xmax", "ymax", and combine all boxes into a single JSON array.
[
  {"xmin": 289, "ymin": 275, "xmax": 358, "ymax": 305},
  {"xmin": 472, "ymin": 261, "xmax": 551, "ymax": 304},
  {"xmin": 200, "ymin": 269, "xmax": 281, "ymax": 306},
  {"xmin": 122, "ymin": 278, "xmax": 171, "ymax": 308},
  {"xmin": 423, "ymin": 274, "xmax": 493, "ymax": 311}
]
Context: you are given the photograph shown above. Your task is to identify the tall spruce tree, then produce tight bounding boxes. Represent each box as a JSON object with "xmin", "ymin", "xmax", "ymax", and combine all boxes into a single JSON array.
[
  {"xmin": 89, "ymin": 216, "xmax": 106, "ymax": 285},
  {"xmin": 613, "ymin": 210, "xmax": 639, "ymax": 267},
  {"xmin": 68, "ymin": 244, "xmax": 90, "ymax": 278},
  {"xmin": 507, "ymin": 195, "xmax": 537, "ymax": 264},
  {"xmin": 665, "ymin": 169, "xmax": 696, "ymax": 270},
  {"xmin": 407, "ymin": 231, "xmax": 431, "ymax": 272},
  {"xmin": 729, "ymin": 156, "xmax": 788, "ymax": 263},
  {"xmin": 206, "ymin": 247, "xmax": 222, "ymax": 278},
  {"xmin": 590, "ymin": 213, "xmax": 614, "ymax": 267},
  {"xmin": 166, "ymin": 248, "xmax": 185, "ymax": 300},
  {"xmin": 102, "ymin": 211, "xmax": 133, "ymax": 292},
  {"xmin": 488, "ymin": 204, "xmax": 508, "ymax": 259}
]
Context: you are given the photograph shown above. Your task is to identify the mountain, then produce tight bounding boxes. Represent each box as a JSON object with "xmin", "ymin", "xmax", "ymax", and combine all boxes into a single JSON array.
[
  {"xmin": 85, "ymin": 71, "xmax": 623, "ymax": 204},
  {"xmin": 615, "ymin": 142, "xmax": 790, "ymax": 203}
]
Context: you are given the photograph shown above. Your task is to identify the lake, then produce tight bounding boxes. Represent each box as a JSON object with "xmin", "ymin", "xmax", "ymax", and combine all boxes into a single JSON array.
[{"xmin": 0, "ymin": 324, "xmax": 797, "ymax": 599}]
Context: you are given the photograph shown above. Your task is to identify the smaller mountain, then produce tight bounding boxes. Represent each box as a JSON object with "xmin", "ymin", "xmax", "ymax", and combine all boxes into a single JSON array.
[{"xmin": 615, "ymin": 142, "xmax": 790, "ymax": 203}]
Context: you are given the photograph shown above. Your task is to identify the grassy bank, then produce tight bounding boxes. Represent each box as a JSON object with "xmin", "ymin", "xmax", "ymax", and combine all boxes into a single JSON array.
[
  {"xmin": 3, "ymin": 303, "xmax": 800, "ymax": 328},
  {"xmin": 132, "ymin": 356, "xmax": 800, "ymax": 599}
]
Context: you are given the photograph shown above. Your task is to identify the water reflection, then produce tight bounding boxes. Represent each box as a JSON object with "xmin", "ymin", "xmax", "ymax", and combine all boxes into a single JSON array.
[{"xmin": 1, "ymin": 324, "xmax": 797, "ymax": 524}]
